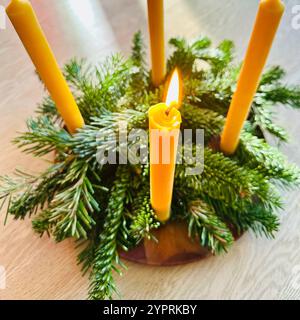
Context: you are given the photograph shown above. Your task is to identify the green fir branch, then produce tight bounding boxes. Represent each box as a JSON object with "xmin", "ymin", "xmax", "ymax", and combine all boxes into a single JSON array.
[
  {"xmin": 130, "ymin": 186, "xmax": 160, "ymax": 242},
  {"xmin": 0, "ymin": 164, "xmax": 65, "ymax": 220},
  {"xmin": 71, "ymin": 109, "xmax": 147, "ymax": 161},
  {"xmin": 203, "ymin": 196, "xmax": 280, "ymax": 238},
  {"xmin": 167, "ymin": 37, "xmax": 198, "ymax": 75},
  {"xmin": 238, "ymin": 132, "xmax": 300, "ymax": 185},
  {"xmin": 251, "ymin": 103, "xmax": 289, "ymax": 142},
  {"xmin": 36, "ymin": 97, "xmax": 59, "ymax": 120},
  {"xmin": 89, "ymin": 166, "xmax": 131, "ymax": 300},
  {"xmin": 128, "ymin": 31, "xmax": 150, "ymax": 104},
  {"xmin": 181, "ymin": 103, "xmax": 224, "ymax": 140},
  {"xmin": 13, "ymin": 116, "xmax": 72, "ymax": 157},
  {"xmin": 187, "ymin": 199, "xmax": 234, "ymax": 254},
  {"xmin": 176, "ymin": 148, "xmax": 282, "ymax": 212},
  {"xmin": 259, "ymin": 66, "xmax": 285, "ymax": 86},
  {"xmin": 64, "ymin": 56, "xmax": 132, "ymax": 120},
  {"xmin": 43, "ymin": 159, "xmax": 100, "ymax": 241}
]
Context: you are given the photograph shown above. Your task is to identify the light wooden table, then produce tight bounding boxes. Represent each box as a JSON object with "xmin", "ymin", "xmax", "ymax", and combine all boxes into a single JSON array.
[{"xmin": 0, "ymin": 0, "xmax": 300, "ymax": 300}]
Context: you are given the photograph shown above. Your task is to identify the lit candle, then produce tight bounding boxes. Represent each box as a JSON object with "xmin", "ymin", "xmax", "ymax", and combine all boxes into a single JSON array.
[
  {"xmin": 147, "ymin": 0, "xmax": 166, "ymax": 87},
  {"xmin": 149, "ymin": 69, "xmax": 182, "ymax": 222},
  {"xmin": 220, "ymin": 0, "xmax": 285, "ymax": 155},
  {"xmin": 6, "ymin": 0, "xmax": 84, "ymax": 134}
]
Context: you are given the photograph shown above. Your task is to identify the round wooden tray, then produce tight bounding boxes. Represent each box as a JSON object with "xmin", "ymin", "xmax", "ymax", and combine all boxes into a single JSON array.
[{"xmin": 119, "ymin": 221, "xmax": 212, "ymax": 266}]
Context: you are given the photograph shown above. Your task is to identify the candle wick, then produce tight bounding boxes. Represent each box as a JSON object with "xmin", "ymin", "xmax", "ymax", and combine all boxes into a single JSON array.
[
  {"xmin": 165, "ymin": 105, "xmax": 172, "ymax": 116},
  {"xmin": 165, "ymin": 101, "xmax": 177, "ymax": 116}
]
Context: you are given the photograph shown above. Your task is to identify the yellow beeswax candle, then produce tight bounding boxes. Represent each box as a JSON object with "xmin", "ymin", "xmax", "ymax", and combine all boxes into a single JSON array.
[
  {"xmin": 6, "ymin": 0, "xmax": 84, "ymax": 133},
  {"xmin": 147, "ymin": 0, "xmax": 166, "ymax": 87},
  {"xmin": 220, "ymin": 0, "xmax": 285, "ymax": 155},
  {"xmin": 149, "ymin": 104, "xmax": 181, "ymax": 222},
  {"xmin": 149, "ymin": 69, "xmax": 182, "ymax": 222}
]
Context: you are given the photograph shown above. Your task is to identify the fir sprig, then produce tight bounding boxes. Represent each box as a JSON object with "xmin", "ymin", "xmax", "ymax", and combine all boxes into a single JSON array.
[
  {"xmin": 176, "ymin": 148, "xmax": 282, "ymax": 212},
  {"xmin": 203, "ymin": 196, "xmax": 280, "ymax": 238},
  {"xmin": 187, "ymin": 199, "xmax": 234, "ymax": 254},
  {"xmin": 89, "ymin": 166, "xmax": 131, "ymax": 300},
  {"xmin": 129, "ymin": 31, "xmax": 149, "ymax": 98},
  {"xmin": 71, "ymin": 109, "xmax": 147, "ymax": 161},
  {"xmin": 13, "ymin": 116, "xmax": 71, "ymax": 157},
  {"xmin": 64, "ymin": 55, "xmax": 133, "ymax": 120},
  {"xmin": 130, "ymin": 186, "xmax": 160, "ymax": 242},
  {"xmin": 238, "ymin": 132, "xmax": 300, "ymax": 185},
  {"xmin": 181, "ymin": 103, "xmax": 224, "ymax": 140},
  {"xmin": 36, "ymin": 97, "xmax": 59, "ymax": 120},
  {"xmin": 40, "ymin": 160, "xmax": 99, "ymax": 241},
  {"xmin": 252, "ymin": 103, "xmax": 289, "ymax": 141},
  {"xmin": 0, "ymin": 165, "xmax": 65, "ymax": 220}
]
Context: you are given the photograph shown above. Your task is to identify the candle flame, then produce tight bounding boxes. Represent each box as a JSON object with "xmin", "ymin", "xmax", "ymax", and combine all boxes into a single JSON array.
[{"xmin": 165, "ymin": 68, "xmax": 182, "ymax": 108}]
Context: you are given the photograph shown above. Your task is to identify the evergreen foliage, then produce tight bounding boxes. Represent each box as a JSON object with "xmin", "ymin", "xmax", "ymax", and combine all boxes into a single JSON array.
[
  {"xmin": 89, "ymin": 166, "xmax": 131, "ymax": 300},
  {"xmin": 0, "ymin": 33, "xmax": 299, "ymax": 299},
  {"xmin": 187, "ymin": 199, "xmax": 234, "ymax": 254},
  {"xmin": 130, "ymin": 184, "xmax": 160, "ymax": 242}
]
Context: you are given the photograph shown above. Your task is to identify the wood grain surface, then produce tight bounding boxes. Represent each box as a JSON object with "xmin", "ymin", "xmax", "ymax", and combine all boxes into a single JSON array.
[{"xmin": 0, "ymin": 0, "xmax": 300, "ymax": 300}]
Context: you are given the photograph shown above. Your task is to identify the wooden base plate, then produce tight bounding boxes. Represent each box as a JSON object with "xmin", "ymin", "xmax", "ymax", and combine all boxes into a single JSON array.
[{"xmin": 120, "ymin": 221, "xmax": 212, "ymax": 266}]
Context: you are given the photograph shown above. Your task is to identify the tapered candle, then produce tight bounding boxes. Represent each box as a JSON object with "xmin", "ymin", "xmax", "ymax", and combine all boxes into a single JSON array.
[
  {"xmin": 149, "ymin": 69, "xmax": 182, "ymax": 222},
  {"xmin": 147, "ymin": 0, "xmax": 166, "ymax": 87},
  {"xmin": 6, "ymin": 0, "xmax": 84, "ymax": 134},
  {"xmin": 220, "ymin": 0, "xmax": 285, "ymax": 155}
]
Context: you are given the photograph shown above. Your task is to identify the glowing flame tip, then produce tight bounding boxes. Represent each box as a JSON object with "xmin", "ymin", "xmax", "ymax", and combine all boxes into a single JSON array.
[{"xmin": 165, "ymin": 68, "xmax": 181, "ymax": 108}]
